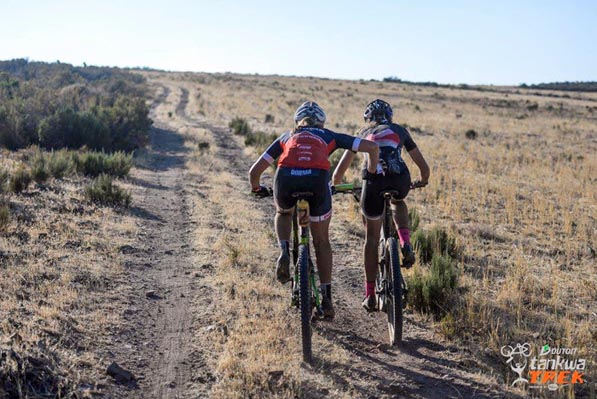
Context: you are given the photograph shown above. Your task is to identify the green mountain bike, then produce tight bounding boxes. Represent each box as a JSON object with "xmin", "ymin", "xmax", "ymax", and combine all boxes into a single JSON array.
[
  {"xmin": 255, "ymin": 189, "xmax": 321, "ymax": 363},
  {"xmin": 289, "ymin": 192, "xmax": 322, "ymax": 363}
]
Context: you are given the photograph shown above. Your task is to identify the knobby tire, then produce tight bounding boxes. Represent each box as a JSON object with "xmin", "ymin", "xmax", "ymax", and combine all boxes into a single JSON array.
[
  {"xmin": 387, "ymin": 237, "xmax": 403, "ymax": 345},
  {"xmin": 298, "ymin": 244, "xmax": 312, "ymax": 362}
]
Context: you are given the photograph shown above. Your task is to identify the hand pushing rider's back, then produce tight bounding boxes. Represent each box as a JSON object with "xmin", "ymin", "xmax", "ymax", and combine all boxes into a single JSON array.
[{"xmin": 249, "ymin": 102, "xmax": 380, "ymax": 319}]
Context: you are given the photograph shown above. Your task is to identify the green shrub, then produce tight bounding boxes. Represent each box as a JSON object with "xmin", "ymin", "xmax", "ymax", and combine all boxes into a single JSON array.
[
  {"xmin": 47, "ymin": 150, "xmax": 72, "ymax": 179},
  {"xmin": 264, "ymin": 114, "xmax": 274, "ymax": 123},
  {"xmin": 30, "ymin": 149, "xmax": 49, "ymax": 183},
  {"xmin": 8, "ymin": 166, "xmax": 31, "ymax": 193},
  {"xmin": 229, "ymin": 117, "xmax": 251, "ymax": 136},
  {"xmin": 84, "ymin": 174, "xmax": 131, "ymax": 207},
  {"xmin": 105, "ymin": 151, "xmax": 133, "ymax": 177},
  {"xmin": 74, "ymin": 151, "xmax": 132, "ymax": 177},
  {"xmin": 409, "ymin": 207, "xmax": 420, "ymax": 232},
  {"xmin": 407, "ymin": 254, "xmax": 458, "ymax": 317},
  {"xmin": 465, "ymin": 129, "xmax": 478, "ymax": 140},
  {"xmin": 197, "ymin": 142, "xmax": 210, "ymax": 154},
  {"xmin": 0, "ymin": 200, "xmax": 9, "ymax": 230},
  {"xmin": 0, "ymin": 169, "xmax": 8, "ymax": 193},
  {"xmin": 244, "ymin": 131, "xmax": 277, "ymax": 153},
  {"xmin": 412, "ymin": 226, "xmax": 458, "ymax": 263}
]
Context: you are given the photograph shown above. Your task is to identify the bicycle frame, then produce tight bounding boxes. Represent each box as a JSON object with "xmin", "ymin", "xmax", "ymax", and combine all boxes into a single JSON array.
[{"xmin": 291, "ymin": 199, "xmax": 322, "ymax": 315}]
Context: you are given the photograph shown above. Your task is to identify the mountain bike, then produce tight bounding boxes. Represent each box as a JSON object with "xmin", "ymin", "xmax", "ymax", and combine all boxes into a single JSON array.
[
  {"xmin": 289, "ymin": 192, "xmax": 322, "ymax": 363},
  {"xmin": 254, "ymin": 189, "xmax": 321, "ymax": 363},
  {"xmin": 334, "ymin": 182, "xmax": 423, "ymax": 346}
]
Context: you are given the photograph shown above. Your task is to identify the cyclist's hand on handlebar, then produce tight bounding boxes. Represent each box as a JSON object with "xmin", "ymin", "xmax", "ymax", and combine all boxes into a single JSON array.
[
  {"xmin": 410, "ymin": 180, "xmax": 428, "ymax": 189},
  {"xmin": 362, "ymin": 169, "xmax": 382, "ymax": 181},
  {"xmin": 251, "ymin": 185, "xmax": 272, "ymax": 198}
]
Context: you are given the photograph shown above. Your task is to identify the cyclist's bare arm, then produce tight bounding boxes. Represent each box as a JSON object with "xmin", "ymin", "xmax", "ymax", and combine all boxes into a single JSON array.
[
  {"xmin": 249, "ymin": 157, "xmax": 270, "ymax": 189},
  {"xmin": 407, "ymin": 147, "xmax": 430, "ymax": 184},
  {"xmin": 332, "ymin": 140, "xmax": 378, "ymax": 184},
  {"xmin": 332, "ymin": 150, "xmax": 356, "ymax": 185}
]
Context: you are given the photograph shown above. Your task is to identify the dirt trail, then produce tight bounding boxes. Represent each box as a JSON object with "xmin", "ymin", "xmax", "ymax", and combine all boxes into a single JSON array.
[
  {"xmin": 106, "ymin": 77, "xmax": 523, "ymax": 398},
  {"xmin": 105, "ymin": 83, "xmax": 213, "ymax": 398}
]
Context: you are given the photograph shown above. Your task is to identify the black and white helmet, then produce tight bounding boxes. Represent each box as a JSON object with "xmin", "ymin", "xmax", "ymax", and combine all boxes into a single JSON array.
[
  {"xmin": 364, "ymin": 99, "xmax": 393, "ymax": 123},
  {"xmin": 294, "ymin": 101, "xmax": 326, "ymax": 125}
]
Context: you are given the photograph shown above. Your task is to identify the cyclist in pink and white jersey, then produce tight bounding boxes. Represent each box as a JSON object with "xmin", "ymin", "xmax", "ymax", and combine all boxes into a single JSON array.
[{"xmin": 332, "ymin": 99, "xmax": 429, "ymax": 312}]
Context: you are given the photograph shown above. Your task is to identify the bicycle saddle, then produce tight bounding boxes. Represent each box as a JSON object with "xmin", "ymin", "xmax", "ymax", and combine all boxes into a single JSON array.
[{"xmin": 380, "ymin": 190, "xmax": 401, "ymax": 200}]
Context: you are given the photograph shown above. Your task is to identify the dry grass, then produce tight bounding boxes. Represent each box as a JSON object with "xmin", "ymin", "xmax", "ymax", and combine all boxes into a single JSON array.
[
  {"xmin": 183, "ymin": 128, "xmax": 303, "ymax": 398},
  {"xmin": 147, "ymin": 71, "xmax": 595, "ymax": 397},
  {"xmin": 0, "ymin": 149, "xmax": 138, "ymax": 398}
]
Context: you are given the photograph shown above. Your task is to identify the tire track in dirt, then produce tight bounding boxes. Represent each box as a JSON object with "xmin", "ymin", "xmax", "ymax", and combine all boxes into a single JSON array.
[{"xmin": 105, "ymin": 83, "xmax": 216, "ymax": 399}]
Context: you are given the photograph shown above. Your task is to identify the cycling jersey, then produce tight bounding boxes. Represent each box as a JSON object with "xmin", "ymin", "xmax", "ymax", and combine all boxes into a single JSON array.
[
  {"xmin": 358, "ymin": 123, "xmax": 417, "ymax": 219},
  {"xmin": 261, "ymin": 127, "xmax": 361, "ymax": 170},
  {"xmin": 359, "ymin": 123, "xmax": 417, "ymax": 174}
]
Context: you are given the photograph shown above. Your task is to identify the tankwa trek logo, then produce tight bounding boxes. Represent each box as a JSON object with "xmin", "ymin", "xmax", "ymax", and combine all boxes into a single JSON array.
[{"xmin": 501, "ymin": 343, "xmax": 588, "ymax": 392}]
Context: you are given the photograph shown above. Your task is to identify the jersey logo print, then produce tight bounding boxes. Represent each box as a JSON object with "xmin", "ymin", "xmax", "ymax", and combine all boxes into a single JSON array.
[
  {"xmin": 277, "ymin": 131, "xmax": 330, "ymax": 170},
  {"xmin": 367, "ymin": 128, "xmax": 401, "ymax": 149}
]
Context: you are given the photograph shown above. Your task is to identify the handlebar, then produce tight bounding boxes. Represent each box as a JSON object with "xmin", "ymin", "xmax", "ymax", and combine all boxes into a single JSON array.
[
  {"xmin": 253, "ymin": 180, "xmax": 426, "ymax": 199},
  {"xmin": 332, "ymin": 180, "xmax": 427, "ymax": 194}
]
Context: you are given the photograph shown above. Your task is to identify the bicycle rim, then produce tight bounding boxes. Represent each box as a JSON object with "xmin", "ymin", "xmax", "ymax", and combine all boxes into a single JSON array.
[
  {"xmin": 387, "ymin": 237, "xmax": 403, "ymax": 345},
  {"xmin": 298, "ymin": 244, "xmax": 312, "ymax": 363}
]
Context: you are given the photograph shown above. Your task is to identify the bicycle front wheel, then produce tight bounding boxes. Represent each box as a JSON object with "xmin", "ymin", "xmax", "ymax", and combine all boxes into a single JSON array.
[
  {"xmin": 298, "ymin": 244, "xmax": 312, "ymax": 363},
  {"xmin": 386, "ymin": 237, "xmax": 403, "ymax": 345}
]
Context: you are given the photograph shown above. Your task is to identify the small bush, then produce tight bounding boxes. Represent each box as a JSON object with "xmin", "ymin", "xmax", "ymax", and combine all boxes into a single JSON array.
[
  {"xmin": 0, "ymin": 169, "xmax": 8, "ymax": 193},
  {"xmin": 8, "ymin": 166, "xmax": 31, "ymax": 193},
  {"xmin": 48, "ymin": 150, "xmax": 71, "ymax": 179},
  {"xmin": 0, "ymin": 200, "xmax": 9, "ymax": 230},
  {"xmin": 197, "ymin": 142, "xmax": 210, "ymax": 154},
  {"xmin": 465, "ymin": 129, "xmax": 478, "ymax": 140},
  {"xmin": 407, "ymin": 254, "xmax": 458, "ymax": 317},
  {"xmin": 105, "ymin": 151, "xmax": 133, "ymax": 178},
  {"xmin": 244, "ymin": 131, "xmax": 277, "ymax": 152},
  {"xmin": 74, "ymin": 151, "xmax": 132, "ymax": 177},
  {"xmin": 412, "ymin": 227, "xmax": 458, "ymax": 263},
  {"xmin": 84, "ymin": 174, "xmax": 131, "ymax": 207},
  {"xmin": 229, "ymin": 117, "xmax": 251, "ymax": 136},
  {"xmin": 264, "ymin": 114, "xmax": 275, "ymax": 123},
  {"xmin": 31, "ymin": 149, "xmax": 49, "ymax": 183},
  {"xmin": 409, "ymin": 207, "xmax": 420, "ymax": 232},
  {"xmin": 75, "ymin": 152, "xmax": 105, "ymax": 177}
]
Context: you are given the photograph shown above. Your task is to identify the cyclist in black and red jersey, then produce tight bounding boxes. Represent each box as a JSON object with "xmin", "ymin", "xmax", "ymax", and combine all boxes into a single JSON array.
[
  {"xmin": 332, "ymin": 99, "xmax": 430, "ymax": 311},
  {"xmin": 249, "ymin": 101, "xmax": 379, "ymax": 319}
]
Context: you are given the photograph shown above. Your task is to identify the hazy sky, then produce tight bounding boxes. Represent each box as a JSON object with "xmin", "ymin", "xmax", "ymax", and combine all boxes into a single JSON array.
[{"xmin": 1, "ymin": 0, "xmax": 595, "ymax": 85}]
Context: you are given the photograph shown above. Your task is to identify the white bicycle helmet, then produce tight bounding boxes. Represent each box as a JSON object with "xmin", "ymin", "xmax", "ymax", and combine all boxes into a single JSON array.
[{"xmin": 294, "ymin": 101, "xmax": 326, "ymax": 125}]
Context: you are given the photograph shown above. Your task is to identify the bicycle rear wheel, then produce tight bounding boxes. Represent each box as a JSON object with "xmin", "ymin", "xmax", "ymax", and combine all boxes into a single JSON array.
[
  {"xmin": 386, "ymin": 237, "xmax": 403, "ymax": 345},
  {"xmin": 298, "ymin": 244, "xmax": 312, "ymax": 362}
]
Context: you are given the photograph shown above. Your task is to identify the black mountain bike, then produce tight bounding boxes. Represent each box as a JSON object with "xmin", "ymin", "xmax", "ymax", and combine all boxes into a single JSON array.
[
  {"xmin": 255, "ymin": 189, "xmax": 321, "ymax": 363},
  {"xmin": 335, "ymin": 182, "xmax": 422, "ymax": 346}
]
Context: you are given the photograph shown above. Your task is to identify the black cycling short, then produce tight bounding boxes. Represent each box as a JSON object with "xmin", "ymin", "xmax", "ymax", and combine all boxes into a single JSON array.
[
  {"xmin": 274, "ymin": 167, "xmax": 332, "ymax": 222},
  {"xmin": 360, "ymin": 169, "xmax": 411, "ymax": 220}
]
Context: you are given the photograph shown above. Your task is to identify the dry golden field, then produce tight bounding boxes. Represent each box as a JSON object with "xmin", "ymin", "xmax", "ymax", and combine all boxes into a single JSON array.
[
  {"xmin": 1, "ymin": 70, "xmax": 595, "ymax": 399},
  {"xmin": 151, "ymin": 71, "xmax": 595, "ymax": 398}
]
